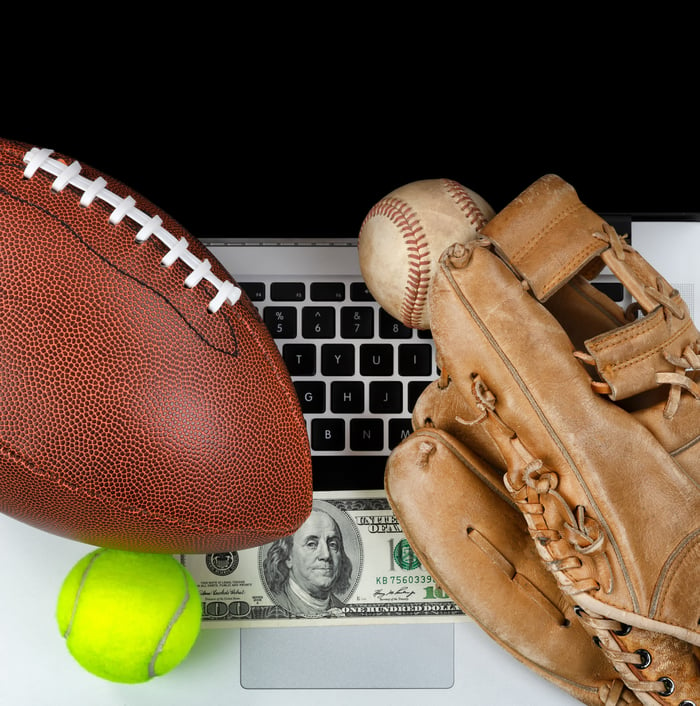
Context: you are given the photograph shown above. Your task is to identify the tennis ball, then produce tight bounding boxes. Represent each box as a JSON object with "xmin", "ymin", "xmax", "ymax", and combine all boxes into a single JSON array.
[{"xmin": 56, "ymin": 548, "xmax": 202, "ymax": 683}]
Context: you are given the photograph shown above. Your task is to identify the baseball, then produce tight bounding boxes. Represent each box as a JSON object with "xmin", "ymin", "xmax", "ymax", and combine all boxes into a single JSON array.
[{"xmin": 358, "ymin": 179, "xmax": 495, "ymax": 329}]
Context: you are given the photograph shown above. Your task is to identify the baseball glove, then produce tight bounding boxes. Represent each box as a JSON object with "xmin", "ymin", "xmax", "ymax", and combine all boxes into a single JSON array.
[
  {"xmin": 387, "ymin": 380, "xmax": 640, "ymax": 705},
  {"xmin": 384, "ymin": 175, "xmax": 700, "ymax": 705}
]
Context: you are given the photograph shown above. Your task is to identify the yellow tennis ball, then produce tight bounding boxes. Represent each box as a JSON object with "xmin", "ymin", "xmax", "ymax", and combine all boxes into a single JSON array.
[{"xmin": 56, "ymin": 548, "xmax": 202, "ymax": 683}]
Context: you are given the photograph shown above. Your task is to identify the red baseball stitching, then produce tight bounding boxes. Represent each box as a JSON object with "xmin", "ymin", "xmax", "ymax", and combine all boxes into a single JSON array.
[
  {"xmin": 359, "ymin": 180, "xmax": 487, "ymax": 328},
  {"xmin": 361, "ymin": 196, "xmax": 431, "ymax": 328},
  {"xmin": 442, "ymin": 178, "xmax": 489, "ymax": 230}
]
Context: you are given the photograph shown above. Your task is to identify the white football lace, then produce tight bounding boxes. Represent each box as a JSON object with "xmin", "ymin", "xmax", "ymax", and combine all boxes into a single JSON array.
[{"xmin": 22, "ymin": 147, "xmax": 242, "ymax": 314}]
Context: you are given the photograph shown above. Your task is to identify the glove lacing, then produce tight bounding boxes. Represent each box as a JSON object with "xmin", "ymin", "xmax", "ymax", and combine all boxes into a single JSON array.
[
  {"xmin": 465, "ymin": 375, "xmax": 612, "ymax": 596},
  {"xmin": 642, "ymin": 280, "xmax": 700, "ymax": 419},
  {"xmin": 599, "ymin": 678, "xmax": 642, "ymax": 706},
  {"xmin": 464, "ymin": 374, "xmax": 698, "ymax": 705},
  {"xmin": 574, "ymin": 607, "xmax": 696, "ymax": 704},
  {"xmin": 657, "ymin": 343, "xmax": 700, "ymax": 419},
  {"xmin": 586, "ymin": 225, "xmax": 700, "ymax": 420}
]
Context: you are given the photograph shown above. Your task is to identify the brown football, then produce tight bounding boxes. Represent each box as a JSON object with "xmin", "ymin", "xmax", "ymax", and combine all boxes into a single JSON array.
[{"xmin": 0, "ymin": 138, "xmax": 312, "ymax": 553}]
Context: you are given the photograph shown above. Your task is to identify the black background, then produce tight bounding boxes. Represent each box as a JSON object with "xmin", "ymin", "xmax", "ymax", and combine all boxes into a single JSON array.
[
  {"xmin": 5, "ymin": 25, "xmax": 698, "ymax": 239},
  {"xmin": 2, "ymin": 21, "xmax": 697, "ymax": 494}
]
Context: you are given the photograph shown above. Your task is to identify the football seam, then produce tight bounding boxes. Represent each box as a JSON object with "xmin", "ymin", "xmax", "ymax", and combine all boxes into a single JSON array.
[
  {"xmin": 0, "ymin": 435, "xmax": 241, "ymax": 534},
  {"xmin": 3, "ymin": 181, "xmax": 304, "ymax": 423},
  {"xmin": 0, "ymin": 182, "xmax": 241, "ymax": 358}
]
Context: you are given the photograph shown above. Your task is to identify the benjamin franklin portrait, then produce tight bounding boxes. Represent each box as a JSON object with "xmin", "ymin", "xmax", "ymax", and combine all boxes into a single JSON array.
[{"xmin": 262, "ymin": 503, "xmax": 358, "ymax": 617}]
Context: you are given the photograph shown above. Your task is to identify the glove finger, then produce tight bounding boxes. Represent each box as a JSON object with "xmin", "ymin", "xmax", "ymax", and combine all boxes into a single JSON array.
[
  {"xmin": 386, "ymin": 426, "xmax": 638, "ymax": 706},
  {"xmin": 411, "ymin": 377, "xmax": 509, "ymax": 473}
]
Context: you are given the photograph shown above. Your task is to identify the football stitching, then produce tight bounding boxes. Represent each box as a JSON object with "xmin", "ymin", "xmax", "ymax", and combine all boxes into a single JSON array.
[
  {"xmin": 22, "ymin": 147, "xmax": 242, "ymax": 315},
  {"xmin": 4, "ymin": 155, "xmax": 303, "ymax": 423}
]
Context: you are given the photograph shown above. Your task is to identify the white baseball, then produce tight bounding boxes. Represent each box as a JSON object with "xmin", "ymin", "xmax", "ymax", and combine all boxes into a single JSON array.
[{"xmin": 358, "ymin": 178, "xmax": 494, "ymax": 329}]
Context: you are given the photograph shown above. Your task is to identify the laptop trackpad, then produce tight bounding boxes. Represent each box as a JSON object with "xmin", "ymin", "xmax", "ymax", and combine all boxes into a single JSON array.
[{"xmin": 240, "ymin": 623, "xmax": 454, "ymax": 689}]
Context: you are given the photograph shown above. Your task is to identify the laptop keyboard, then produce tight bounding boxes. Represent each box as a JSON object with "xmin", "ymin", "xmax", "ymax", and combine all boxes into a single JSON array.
[
  {"xmin": 238, "ymin": 276, "xmax": 438, "ymax": 458},
  {"xmin": 203, "ymin": 236, "xmax": 632, "ymax": 491},
  {"xmin": 239, "ymin": 275, "xmax": 629, "ymax": 461}
]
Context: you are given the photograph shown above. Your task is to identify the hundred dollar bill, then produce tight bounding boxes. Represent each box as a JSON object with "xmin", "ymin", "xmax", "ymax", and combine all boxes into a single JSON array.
[{"xmin": 179, "ymin": 490, "xmax": 469, "ymax": 628}]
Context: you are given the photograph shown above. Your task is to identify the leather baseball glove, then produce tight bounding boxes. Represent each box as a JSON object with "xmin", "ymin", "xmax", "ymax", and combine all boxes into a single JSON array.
[
  {"xmin": 387, "ymin": 381, "xmax": 639, "ymax": 704},
  {"xmin": 383, "ymin": 175, "xmax": 700, "ymax": 705}
]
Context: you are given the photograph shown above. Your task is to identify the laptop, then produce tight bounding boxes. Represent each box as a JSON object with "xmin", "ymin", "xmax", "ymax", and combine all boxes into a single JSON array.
[{"xmin": 1, "ymin": 214, "xmax": 698, "ymax": 705}]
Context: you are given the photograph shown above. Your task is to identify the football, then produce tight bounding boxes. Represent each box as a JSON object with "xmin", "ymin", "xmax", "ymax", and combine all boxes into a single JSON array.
[{"xmin": 0, "ymin": 138, "xmax": 312, "ymax": 553}]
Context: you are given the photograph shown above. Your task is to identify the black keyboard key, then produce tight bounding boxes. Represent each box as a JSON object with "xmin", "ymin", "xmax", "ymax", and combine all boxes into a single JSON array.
[
  {"xmin": 312, "ymin": 418, "xmax": 345, "ymax": 451},
  {"xmin": 263, "ymin": 307, "xmax": 297, "ymax": 338},
  {"xmin": 239, "ymin": 282, "xmax": 265, "ymax": 301},
  {"xmin": 398, "ymin": 344, "xmax": 434, "ymax": 377},
  {"xmin": 350, "ymin": 419, "xmax": 383, "ymax": 451},
  {"xmin": 341, "ymin": 307, "xmax": 374, "ymax": 338},
  {"xmin": 302, "ymin": 307, "xmax": 336, "ymax": 338},
  {"xmin": 294, "ymin": 381, "xmax": 326, "ymax": 413},
  {"xmin": 321, "ymin": 344, "xmax": 355, "ymax": 376},
  {"xmin": 389, "ymin": 419, "xmax": 413, "ymax": 449},
  {"xmin": 350, "ymin": 282, "xmax": 375, "ymax": 301},
  {"xmin": 369, "ymin": 381, "xmax": 403, "ymax": 413},
  {"xmin": 270, "ymin": 282, "xmax": 305, "ymax": 301},
  {"xmin": 360, "ymin": 344, "xmax": 393, "ymax": 376},
  {"xmin": 331, "ymin": 381, "xmax": 365, "ymax": 413},
  {"xmin": 283, "ymin": 344, "xmax": 316, "ymax": 375},
  {"xmin": 310, "ymin": 282, "xmax": 345, "ymax": 301},
  {"xmin": 379, "ymin": 310, "xmax": 412, "ymax": 339}
]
